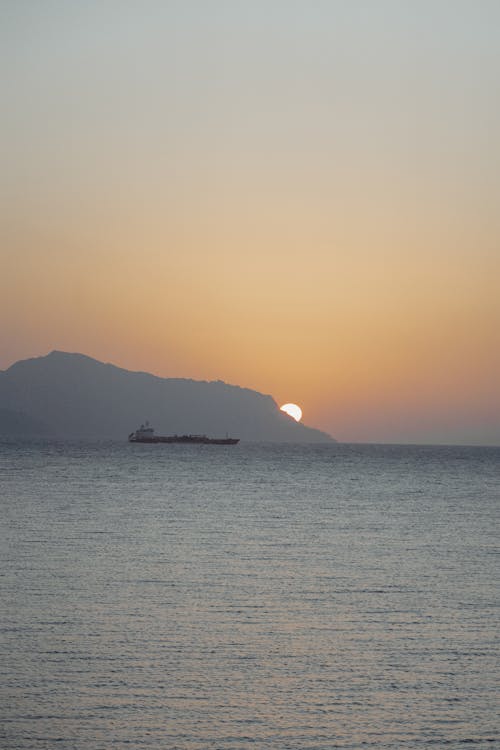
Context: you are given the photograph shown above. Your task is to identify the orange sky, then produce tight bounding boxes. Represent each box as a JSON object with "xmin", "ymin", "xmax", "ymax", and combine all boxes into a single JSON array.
[{"xmin": 1, "ymin": 2, "xmax": 499, "ymax": 444}]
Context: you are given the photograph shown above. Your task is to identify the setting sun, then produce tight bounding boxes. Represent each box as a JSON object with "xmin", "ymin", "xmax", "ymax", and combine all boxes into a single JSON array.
[{"xmin": 280, "ymin": 403, "xmax": 302, "ymax": 422}]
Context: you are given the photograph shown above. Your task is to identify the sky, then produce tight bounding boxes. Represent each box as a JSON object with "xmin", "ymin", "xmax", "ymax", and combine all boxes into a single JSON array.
[{"xmin": 1, "ymin": 0, "xmax": 499, "ymax": 444}]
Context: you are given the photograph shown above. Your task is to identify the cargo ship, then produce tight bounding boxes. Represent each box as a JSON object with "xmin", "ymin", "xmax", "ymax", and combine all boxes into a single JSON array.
[{"xmin": 128, "ymin": 422, "xmax": 239, "ymax": 445}]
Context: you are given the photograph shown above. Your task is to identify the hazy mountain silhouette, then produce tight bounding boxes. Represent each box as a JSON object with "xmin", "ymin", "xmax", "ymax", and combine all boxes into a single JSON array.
[
  {"xmin": 0, "ymin": 351, "xmax": 334, "ymax": 442},
  {"xmin": 0, "ymin": 408, "xmax": 51, "ymax": 436}
]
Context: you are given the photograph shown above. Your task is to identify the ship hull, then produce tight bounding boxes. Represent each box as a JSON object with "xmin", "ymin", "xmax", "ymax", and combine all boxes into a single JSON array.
[{"xmin": 129, "ymin": 435, "xmax": 239, "ymax": 445}]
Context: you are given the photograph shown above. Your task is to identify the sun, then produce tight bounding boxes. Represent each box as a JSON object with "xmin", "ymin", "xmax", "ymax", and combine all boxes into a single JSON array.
[{"xmin": 280, "ymin": 403, "xmax": 303, "ymax": 422}]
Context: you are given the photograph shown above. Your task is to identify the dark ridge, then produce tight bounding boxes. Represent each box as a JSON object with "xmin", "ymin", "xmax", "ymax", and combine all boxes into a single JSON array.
[{"xmin": 0, "ymin": 351, "xmax": 335, "ymax": 442}]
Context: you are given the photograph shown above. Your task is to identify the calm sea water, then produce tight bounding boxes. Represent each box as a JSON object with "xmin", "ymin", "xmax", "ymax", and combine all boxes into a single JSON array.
[{"xmin": 1, "ymin": 439, "xmax": 498, "ymax": 749}]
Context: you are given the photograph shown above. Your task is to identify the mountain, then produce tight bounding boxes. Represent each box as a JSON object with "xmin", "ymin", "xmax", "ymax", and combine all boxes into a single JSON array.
[
  {"xmin": 0, "ymin": 408, "xmax": 51, "ymax": 436},
  {"xmin": 0, "ymin": 351, "xmax": 334, "ymax": 442}
]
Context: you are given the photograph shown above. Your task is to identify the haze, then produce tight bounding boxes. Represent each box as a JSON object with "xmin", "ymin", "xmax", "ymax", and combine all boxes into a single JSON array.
[{"xmin": 1, "ymin": 1, "xmax": 499, "ymax": 444}]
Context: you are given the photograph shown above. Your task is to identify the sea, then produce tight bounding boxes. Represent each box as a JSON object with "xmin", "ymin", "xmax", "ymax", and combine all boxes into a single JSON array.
[{"xmin": 1, "ymin": 439, "xmax": 498, "ymax": 750}]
